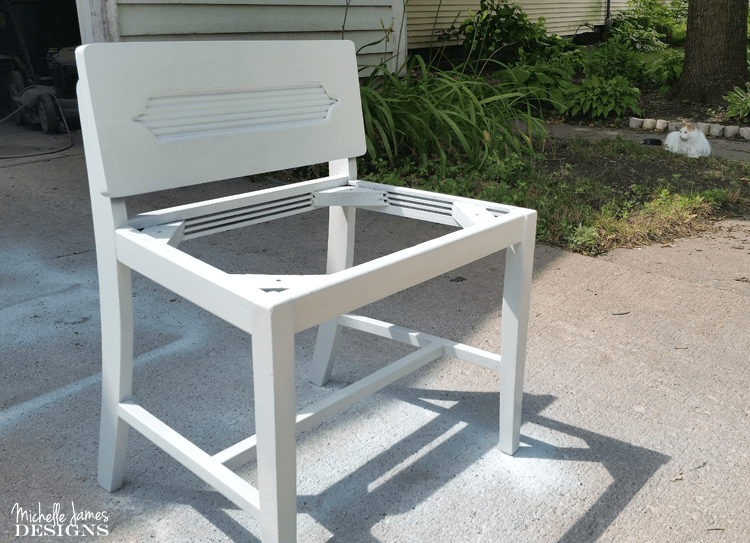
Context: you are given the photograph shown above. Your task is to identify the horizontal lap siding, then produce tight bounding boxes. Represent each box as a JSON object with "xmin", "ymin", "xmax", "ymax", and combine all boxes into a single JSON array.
[
  {"xmin": 519, "ymin": 0, "xmax": 630, "ymax": 36},
  {"xmin": 115, "ymin": 0, "xmax": 404, "ymax": 67},
  {"xmin": 408, "ymin": 0, "xmax": 476, "ymax": 49},
  {"xmin": 408, "ymin": 0, "xmax": 630, "ymax": 49},
  {"xmin": 118, "ymin": 4, "xmax": 392, "ymax": 35}
]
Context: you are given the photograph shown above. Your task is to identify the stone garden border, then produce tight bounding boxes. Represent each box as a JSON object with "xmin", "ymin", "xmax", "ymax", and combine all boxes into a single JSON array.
[{"xmin": 629, "ymin": 117, "xmax": 750, "ymax": 140}]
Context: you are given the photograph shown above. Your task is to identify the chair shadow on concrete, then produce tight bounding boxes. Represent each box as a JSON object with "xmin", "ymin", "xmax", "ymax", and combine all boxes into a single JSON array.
[{"xmin": 138, "ymin": 388, "xmax": 668, "ymax": 542}]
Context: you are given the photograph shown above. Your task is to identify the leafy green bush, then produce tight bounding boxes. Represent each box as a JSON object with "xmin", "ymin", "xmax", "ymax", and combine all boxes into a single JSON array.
[
  {"xmin": 724, "ymin": 83, "xmax": 750, "ymax": 120},
  {"xmin": 362, "ymin": 154, "xmax": 533, "ymax": 206},
  {"xmin": 642, "ymin": 50, "xmax": 683, "ymax": 92},
  {"xmin": 568, "ymin": 224, "xmax": 600, "ymax": 254},
  {"xmin": 565, "ymin": 76, "xmax": 643, "ymax": 119},
  {"xmin": 620, "ymin": 0, "xmax": 673, "ymax": 26},
  {"xmin": 668, "ymin": 23, "xmax": 686, "ymax": 46},
  {"xmin": 584, "ymin": 37, "xmax": 645, "ymax": 82},
  {"xmin": 494, "ymin": 62, "xmax": 572, "ymax": 113},
  {"xmin": 440, "ymin": 0, "xmax": 561, "ymax": 66},
  {"xmin": 610, "ymin": 20, "xmax": 666, "ymax": 52},
  {"xmin": 517, "ymin": 43, "xmax": 585, "ymax": 77},
  {"xmin": 612, "ymin": 0, "xmax": 689, "ymax": 47},
  {"xmin": 358, "ymin": 55, "xmax": 546, "ymax": 173},
  {"xmin": 667, "ymin": 0, "xmax": 688, "ymax": 23}
]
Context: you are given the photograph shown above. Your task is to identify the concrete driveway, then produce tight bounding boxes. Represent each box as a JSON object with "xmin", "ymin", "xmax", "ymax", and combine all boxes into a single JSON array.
[{"xmin": 1, "ymin": 120, "xmax": 749, "ymax": 542}]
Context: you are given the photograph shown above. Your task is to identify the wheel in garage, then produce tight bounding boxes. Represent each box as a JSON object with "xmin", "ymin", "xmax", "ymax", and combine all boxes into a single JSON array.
[
  {"xmin": 8, "ymin": 71, "xmax": 40, "ymax": 128},
  {"xmin": 8, "ymin": 71, "xmax": 26, "ymax": 125},
  {"xmin": 38, "ymin": 94, "xmax": 61, "ymax": 134}
]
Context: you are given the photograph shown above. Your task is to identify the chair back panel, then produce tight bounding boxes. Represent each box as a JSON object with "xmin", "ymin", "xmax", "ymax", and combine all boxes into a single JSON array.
[{"xmin": 76, "ymin": 40, "xmax": 366, "ymax": 198}]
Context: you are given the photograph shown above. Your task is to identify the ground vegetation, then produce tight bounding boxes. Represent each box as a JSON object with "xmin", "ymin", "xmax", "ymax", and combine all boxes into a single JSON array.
[{"xmin": 333, "ymin": 0, "xmax": 750, "ymax": 255}]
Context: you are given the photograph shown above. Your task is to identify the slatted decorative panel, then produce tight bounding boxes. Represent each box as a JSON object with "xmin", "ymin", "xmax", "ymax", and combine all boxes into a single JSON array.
[{"xmin": 134, "ymin": 86, "xmax": 339, "ymax": 142}]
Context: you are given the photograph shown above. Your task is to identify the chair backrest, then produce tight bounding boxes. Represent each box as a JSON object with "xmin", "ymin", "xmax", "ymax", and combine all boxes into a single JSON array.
[{"xmin": 76, "ymin": 40, "xmax": 367, "ymax": 198}]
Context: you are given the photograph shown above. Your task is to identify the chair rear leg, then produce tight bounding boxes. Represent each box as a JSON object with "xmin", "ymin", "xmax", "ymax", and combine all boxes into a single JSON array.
[
  {"xmin": 97, "ymin": 261, "xmax": 135, "ymax": 491},
  {"xmin": 309, "ymin": 319, "xmax": 343, "ymax": 386},
  {"xmin": 308, "ymin": 204, "xmax": 356, "ymax": 386}
]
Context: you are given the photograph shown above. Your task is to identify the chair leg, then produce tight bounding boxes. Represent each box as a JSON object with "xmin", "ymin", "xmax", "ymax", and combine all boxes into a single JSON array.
[
  {"xmin": 308, "ymin": 204, "xmax": 356, "ymax": 386},
  {"xmin": 98, "ymin": 261, "xmax": 135, "ymax": 491},
  {"xmin": 309, "ymin": 319, "xmax": 343, "ymax": 386},
  {"xmin": 499, "ymin": 213, "xmax": 537, "ymax": 455},
  {"xmin": 252, "ymin": 300, "xmax": 297, "ymax": 543}
]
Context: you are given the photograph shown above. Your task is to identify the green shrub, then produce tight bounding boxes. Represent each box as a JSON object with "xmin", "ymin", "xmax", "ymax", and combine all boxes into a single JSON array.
[
  {"xmin": 610, "ymin": 20, "xmax": 666, "ymax": 52},
  {"xmin": 611, "ymin": 0, "xmax": 680, "ymax": 49},
  {"xmin": 620, "ymin": 0, "xmax": 673, "ymax": 25},
  {"xmin": 612, "ymin": 0, "xmax": 689, "ymax": 47},
  {"xmin": 565, "ymin": 75, "xmax": 643, "ymax": 119},
  {"xmin": 495, "ymin": 61, "xmax": 572, "ymax": 113},
  {"xmin": 668, "ymin": 23, "xmax": 686, "ymax": 46},
  {"xmin": 724, "ymin": 83, "xmax": 750, "ymax": 120},
  {"xmin": 516, "ymin": 43, "xmax": 585, "ymax": 77},
  {"xmin": 440, "ymin": 0, "xmax": 560, "ymax": 66},
  {"xmin": 667, "ymin": 0, "xmax": 688, "ymax": 23},
  {"xmin": 585, "ymin": 37, "xmax": 645, "ymax": 82},
  {"xmin": 358, "ymin": 55, "xmax": 546, "ymax": 173},
  {"xmin": 642, "ymin": 50, "xmax": 683, "ymax": 92},
  {"xmin": 568, "ymin": 224, "xmax": 600, "ymax": 254},
  {"xmin": 361, "ymin": 153, "xmax": 533, "ymax": 206}
]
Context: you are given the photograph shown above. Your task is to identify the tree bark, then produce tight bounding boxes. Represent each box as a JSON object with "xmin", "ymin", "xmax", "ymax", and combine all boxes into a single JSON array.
[{"xmin": 665, "ymin": 0, "xmax": 748, "ymax": 104}]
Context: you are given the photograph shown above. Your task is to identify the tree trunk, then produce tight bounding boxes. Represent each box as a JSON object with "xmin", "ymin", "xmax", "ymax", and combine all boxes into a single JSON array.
[{"xmin": 665, "ymin": 0, "xmax": 748, "ymax": 104}]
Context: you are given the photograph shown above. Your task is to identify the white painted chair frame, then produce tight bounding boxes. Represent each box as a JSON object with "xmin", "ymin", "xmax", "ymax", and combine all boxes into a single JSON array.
[{"xmin": 77, "ymin": 41, "xmax": 536, "ymax": 543}]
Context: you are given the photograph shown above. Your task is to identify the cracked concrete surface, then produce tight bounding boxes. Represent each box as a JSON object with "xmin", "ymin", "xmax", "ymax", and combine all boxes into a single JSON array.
[{"xmin": 1, "ymin": 122, "xmax": 749, "ymax": 542}]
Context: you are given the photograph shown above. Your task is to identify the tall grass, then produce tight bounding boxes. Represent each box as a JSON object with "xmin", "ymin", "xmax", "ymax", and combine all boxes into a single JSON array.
[{"xmin": 359, "ymin": 55, "xmax": 547, "ymax": 173}]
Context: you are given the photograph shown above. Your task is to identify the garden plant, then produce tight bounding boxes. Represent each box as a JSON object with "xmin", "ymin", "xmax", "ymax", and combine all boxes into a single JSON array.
[{"xmin": 348, "ymin": 0, "xmax": 750, "ymax": 255}]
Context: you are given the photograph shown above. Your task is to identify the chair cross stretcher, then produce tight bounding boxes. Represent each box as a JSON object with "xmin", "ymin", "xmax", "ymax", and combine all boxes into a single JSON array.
[{"xmin": 76, "ymin": 40, "xmax": 536, "ymax": 543}]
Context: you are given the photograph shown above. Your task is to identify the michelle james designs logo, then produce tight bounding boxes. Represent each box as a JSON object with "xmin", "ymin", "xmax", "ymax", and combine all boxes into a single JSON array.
[{"xmin": 11, "ymin": 502, "xmax": 109, "ymax": 537}]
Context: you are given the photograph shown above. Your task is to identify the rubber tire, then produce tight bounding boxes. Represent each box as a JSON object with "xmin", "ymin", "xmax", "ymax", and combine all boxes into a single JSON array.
[
  {"xmin": 8, "ymin": 71, "xmax": 40, "ymax": 128},
  {"xmin": 38, "ymin": 94, "xmax": 60, "ymax": 135},
  {"xmin": 8, "ymin": 71, "xmax": 26, "ymax": 126}
]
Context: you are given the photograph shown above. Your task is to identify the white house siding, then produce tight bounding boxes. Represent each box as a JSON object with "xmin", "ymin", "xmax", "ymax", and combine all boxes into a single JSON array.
[
  {"xmin": 407, "ymin": 0, "xmax": 630, "ymax": 49},
  {"xmin": 77, "ymin": 0, "xmax": 407, "ymax": 69},
  {"xmin": 76, "ymin": 0, "xmax": 629, "ymax": 66},
  {"xmin": 407, "ymin": 0, "xmax": 475, "ymax": 50},
  {"xmin": 518, "ymin": 0, "xmax": 630, "ymax": 36}
]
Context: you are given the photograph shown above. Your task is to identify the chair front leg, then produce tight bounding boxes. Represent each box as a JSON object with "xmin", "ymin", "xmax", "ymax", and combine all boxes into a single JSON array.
[
  {"xmin": 499, "ymin": 212, "xmax": 537, "ymax": 455},
  {"xmin": 98, "ymin": 260, "xmax": 135, "ymax": 491},
  {"xmin": 252, "ymin": 299, "xmax": 297, "ymax": 543}
]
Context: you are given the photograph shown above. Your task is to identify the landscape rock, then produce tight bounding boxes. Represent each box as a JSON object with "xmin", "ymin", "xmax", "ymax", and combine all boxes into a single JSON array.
[
  {"xmin": 740, "ymin": 127, "xmax": 750, "ymax": 140},
  {"xmin": 641, "ymin": 118, "xmax": 657, "ymax": 130},
  {"xmin": 696, "ymin": 122, "xmax": 710, "ymax": 134},
  {"xmin": 709, "ymin": 124, "xmax": 724, "ymax": 137},
  {"xmin": 629, "ymin": 117, "xmax": 644, "ymax": 129},
  {"xmin": 655, "ymin": 119, "xmax": 669, "ymax": 131},
  {"xmin": 724, "ymin": 125, "xmax": 740, "ymax": 138}
]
